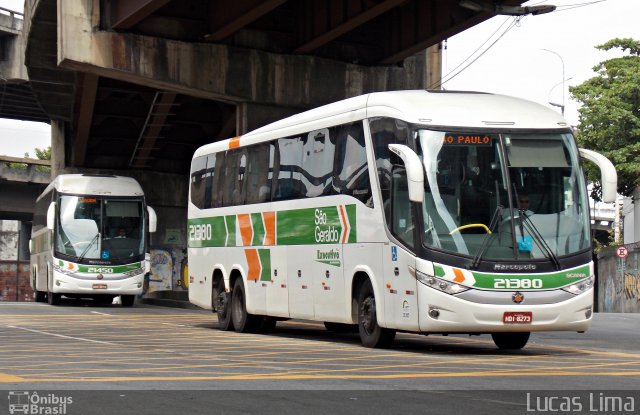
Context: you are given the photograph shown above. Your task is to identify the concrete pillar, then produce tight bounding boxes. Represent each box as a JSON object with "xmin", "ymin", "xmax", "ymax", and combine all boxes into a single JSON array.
[
  {"xmin": 17, "ymin": 221, "xmax": 30, "ymax": 261},
  {"xmin": 50, "ymin": 120, "xmax": 66, "ymax": 177},
  {"xmin": 425, "ymin": 43, "xmax": 443, "ymax": 90},
  {"xmin": 634, "ymin": 186, "xmax": 640, "ymax": 243},
  {"xmin": 238, "ymin": 102, "xmax": 302, "ymax": 135}
]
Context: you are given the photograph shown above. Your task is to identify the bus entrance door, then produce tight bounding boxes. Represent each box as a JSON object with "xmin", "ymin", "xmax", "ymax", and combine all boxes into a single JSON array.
[{"xmin": 383, "ymin": 244, "xmax": 419, "ymax": 330}]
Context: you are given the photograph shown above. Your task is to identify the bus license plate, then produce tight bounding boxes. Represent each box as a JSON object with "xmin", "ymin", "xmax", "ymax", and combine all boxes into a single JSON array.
[
  {"xmin": 92, "ymin": 283, "xmax": 108, "ymax": 289},
  {"xmin": 503, "ymin": 311, "xmax": 532, "ymax": 324}
]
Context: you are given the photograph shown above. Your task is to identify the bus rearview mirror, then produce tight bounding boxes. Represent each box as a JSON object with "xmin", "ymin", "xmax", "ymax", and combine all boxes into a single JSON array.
[
  {"xmin": 388, "ymin": 144, "xmax": 424, "ymax": 202},
  {"xmin": 147, "ymin": 206, "xmax": 157, "ymax": 233},
  {"xmin": 578, "ymin": 148, "xmax": 617, "ymax": 203},
  {"xmin": 46, "ymin": 202, "xmax": 55, "ymax": 230}
]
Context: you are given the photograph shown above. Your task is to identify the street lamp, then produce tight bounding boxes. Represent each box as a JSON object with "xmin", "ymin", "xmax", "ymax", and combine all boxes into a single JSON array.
[{"xmin": 540, "ymin": 48, "xmax": 566, "ymax": 116}]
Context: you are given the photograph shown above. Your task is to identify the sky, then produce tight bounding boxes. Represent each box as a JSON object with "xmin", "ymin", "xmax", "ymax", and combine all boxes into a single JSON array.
[{"xmin": 0, "ymin": 0, "xmax": 638, "ymax": 158}]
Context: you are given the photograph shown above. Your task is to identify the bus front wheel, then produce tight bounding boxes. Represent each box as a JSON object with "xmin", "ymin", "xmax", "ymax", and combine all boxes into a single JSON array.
[
  {"xmin": 47, "ymin": 292, "xmax": 61, "ymax": 306},
  {"xmin": 121, "ymin": 295, "xmax": 135, "ymax": 307},
  {"xmin": 357, "ymin": 280, "xmax": 395, "ymax": 348},
  {"xmin": 491, "ymin": 332, "xmax": 530, "ymax": 350},
  {"xmin": 231, "ymin": 278, "xmax": 260, "ymax": 333}
]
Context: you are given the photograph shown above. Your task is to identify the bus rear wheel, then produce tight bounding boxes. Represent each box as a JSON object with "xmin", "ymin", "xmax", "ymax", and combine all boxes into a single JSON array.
[
  {"xmin": 213, "ymin": 282, "xmax": 233, "ymax": 331},
  {"xmin": 491, "ymin": 332, "xmax": 530, "ymax": 350},
  {"xmin": 357, "ymin": 280, "xmax": 395, "ymax": 348},
  {"xmin": 231, "ymin": 278, "xmax": 261, "ymax": 333}
]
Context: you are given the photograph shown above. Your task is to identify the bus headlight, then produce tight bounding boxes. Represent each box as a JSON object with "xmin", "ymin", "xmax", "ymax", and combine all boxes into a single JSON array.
[
  {"xmin": 416, "ymin": 271, "xmax": 469, "ymax": 295},
  {"xmin": 562, "ymin": 276, "xmax": 595, "ymax": 295}
]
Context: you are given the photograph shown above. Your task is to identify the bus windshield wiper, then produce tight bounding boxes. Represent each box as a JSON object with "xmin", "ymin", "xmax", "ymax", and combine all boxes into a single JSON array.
[
  {"xmin": 78, "ymin": 233, "xmax": 100, "ymax": 261},
  {"xmin": 519, "ymin": 214, "xmax": 560, "ymax": 270},
  {"xmin": 470, "ymin": 205, "xmax": 503, "ymax": 270}
]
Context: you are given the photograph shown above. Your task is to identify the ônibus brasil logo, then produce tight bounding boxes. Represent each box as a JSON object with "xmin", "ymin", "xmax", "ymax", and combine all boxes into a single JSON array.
[{"xmin": 8, "ymin": 391, "xmax": 73, "ymax": 415}]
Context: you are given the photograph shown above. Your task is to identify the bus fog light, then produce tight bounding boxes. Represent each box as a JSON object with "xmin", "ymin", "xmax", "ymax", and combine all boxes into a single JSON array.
[
  {"xmin": 429, "ymin": 308, "xmax": 440, "ymax": 319},
  {"xmin": 55, "ymin": 280, "xmax": 61, "ymax": 286},
  {"xmin": 137, "ymin": 282, "xmax": 142, "ymax": 288},
  {"xmin": 585, "ymin": 307, "xmax": 592, "ymax": 319}
]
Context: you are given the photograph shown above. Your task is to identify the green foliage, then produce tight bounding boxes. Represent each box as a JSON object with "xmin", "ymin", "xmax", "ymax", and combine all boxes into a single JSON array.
[
  {"xmin": 34, "ymin": 146, "xmax": 51, "ymax": 172},
  {"xmin": 570, "ymin": 38, "xmax": 640, "ymax": 198}
]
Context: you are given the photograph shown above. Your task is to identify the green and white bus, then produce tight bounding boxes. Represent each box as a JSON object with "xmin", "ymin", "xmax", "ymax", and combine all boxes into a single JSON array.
[
  {"xmin": 30, "ymin": 174, "xmax": 157, "ymax": 306},
  {"xmin": 187, "ymin": 90, "xmax": 616, "ymax": 349}
]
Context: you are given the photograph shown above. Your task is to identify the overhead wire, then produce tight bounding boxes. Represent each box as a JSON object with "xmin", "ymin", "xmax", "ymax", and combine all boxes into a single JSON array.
[
  {"xmin": 433, "ymin": 0, "xmax": 609, "ymax": 90},
  {"xmin": 431, "ymin": 16, "xmax": 523, "ymax": 89}
]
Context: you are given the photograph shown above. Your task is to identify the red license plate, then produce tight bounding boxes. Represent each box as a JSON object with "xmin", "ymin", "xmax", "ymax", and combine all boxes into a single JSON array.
[
  {"xmin": 503, "ymin": 311, "xmax": 532, "ymax": 324},
  {"xmin": 92, "ymin": 283, "xmax": 108, "ymax": 289}
]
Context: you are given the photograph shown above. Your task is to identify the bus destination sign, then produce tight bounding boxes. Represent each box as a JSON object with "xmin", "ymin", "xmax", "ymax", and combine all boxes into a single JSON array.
[{"xmin": 443, "ymin": 134, "xmax": 492, "ymax": 146}]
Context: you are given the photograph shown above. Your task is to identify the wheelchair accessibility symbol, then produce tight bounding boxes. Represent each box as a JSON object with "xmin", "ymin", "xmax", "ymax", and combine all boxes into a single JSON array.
[{"xmin": 391, "ymin": 246, "xmax": 398, "ymax": 262}]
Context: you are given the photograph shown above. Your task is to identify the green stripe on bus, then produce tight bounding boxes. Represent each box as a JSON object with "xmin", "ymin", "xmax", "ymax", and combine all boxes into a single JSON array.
[
  {"xmin": 258, "ymin": 249, "xmax": 271, "ymax": 281},
  {"xmin": 252, "ymin": 213, "xmax": 265, "ymax": 246},
  {"xmin": 188, "ymin": 204, "xmax": 357, "ymax": 247}
]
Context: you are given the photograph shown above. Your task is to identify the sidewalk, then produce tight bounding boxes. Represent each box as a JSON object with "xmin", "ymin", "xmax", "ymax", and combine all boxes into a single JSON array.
[{"xmin": 139, "ymin": 290, "xmax": 199, "ymax": 309}]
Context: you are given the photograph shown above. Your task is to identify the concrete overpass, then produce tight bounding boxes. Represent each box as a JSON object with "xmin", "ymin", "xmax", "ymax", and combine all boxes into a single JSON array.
[
  {"xmin": 0, "ymin": 155, "xmax": 50, "ymax": 221},
  {"xmin": 1, "ymin": 0, "xmax": 531, "ymax": 293}
]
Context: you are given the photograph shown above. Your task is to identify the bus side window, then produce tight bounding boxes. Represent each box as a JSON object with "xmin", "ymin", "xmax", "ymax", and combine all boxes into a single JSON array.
[
  {"xmin": 222, "ymin": 149, "xmax": 246, "ymax": 206},
  {"xmin": 189, "ymin": 155, "xmax": 208, "ymax": 209},
  {"xmin": 301, "ymin": 129, "xmax": 334, "ymax": 197},
  {"xmin": 333, "ymin": 122, "xmax": 371, "ymax": 206},
  {"xmin": 245, "ymin": 143, "xmax": 272, "ymax": 204},
  {"xmin": 273, "ymin": 136, "xmax": 305, "ymax": 201}
]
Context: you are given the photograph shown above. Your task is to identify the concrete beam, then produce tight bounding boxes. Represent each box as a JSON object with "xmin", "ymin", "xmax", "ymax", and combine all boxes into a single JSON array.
[
  {"xmin": 294, "ymin": 0, "xmax": 407, "ymax": 54},
  {"xmin": 110, "ymin": 0, "xmax": 172, "ymax": 30},
  {"xmin": 204, "ymin": 0, "xmax": 288, "ymax": 43},
  {"xmin": 72, "ymin": 72, "xmax": 99, "ymax": 166},
  {"xmin": 57, "ymin": 1, "xmax": 428, "ymax": 110}
]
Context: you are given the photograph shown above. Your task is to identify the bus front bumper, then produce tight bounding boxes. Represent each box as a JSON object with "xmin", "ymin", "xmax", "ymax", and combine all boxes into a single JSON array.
[
  {"xmin": 417, "ymin": 285, "xmax": 593, "ymax": 333},
  {"xmin": 50, "ymin": 269, "xmax": 145, "ymax": 296}
]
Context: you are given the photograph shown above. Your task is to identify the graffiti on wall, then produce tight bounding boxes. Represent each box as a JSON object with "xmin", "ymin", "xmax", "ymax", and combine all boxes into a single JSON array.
[
  {"xmin": 623, "ymin": 273, "xmax": 640, "ymax": 301},
  {"xmin": 148, "ymin": 249, "xmax": 173, "ymax": 293}
]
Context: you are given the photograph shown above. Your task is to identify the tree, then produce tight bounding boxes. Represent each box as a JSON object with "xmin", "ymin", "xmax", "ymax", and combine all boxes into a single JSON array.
[{"xmin": 570, "ymin": 38, "xmax": 640, "ymax": 198}]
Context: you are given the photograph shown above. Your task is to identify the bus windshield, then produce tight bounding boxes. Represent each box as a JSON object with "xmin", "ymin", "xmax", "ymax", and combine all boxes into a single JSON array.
[
  {"xmin": 416, "ymin": 129, "xmax": 590, "ymax": 261},
  {"xmin": 55, "ymin": 196, "xmax": 145, "ymax": 262}
]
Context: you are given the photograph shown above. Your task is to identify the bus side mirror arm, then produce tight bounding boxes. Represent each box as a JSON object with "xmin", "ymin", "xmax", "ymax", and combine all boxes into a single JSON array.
[
  {"xmin": 578, "ymin": 148, "xmax": 617, "ymax": 203},
  {"xmin": 147, "ymin": 206, "xmax": 157, "ymax": 233},
  {"xmin": 388, "ymin": 144, "xmax": 424, "ymax": 203},
  {"xmin": 46, "ymin": 202, "xmax": 55, "ymax": 230}
]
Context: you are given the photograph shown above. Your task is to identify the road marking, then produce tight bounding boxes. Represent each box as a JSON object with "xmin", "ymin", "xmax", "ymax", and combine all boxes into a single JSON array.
[
  {"xmin": 6, "ymin": 325, "xmax": 120, "ymax": 346},
  {"xmin": 90, "ymin": 311, "xmax": 111, "ymax": 316},
  {"xmin": 0, "ymin": 373, "xmax": 26, "ymax": 382}
]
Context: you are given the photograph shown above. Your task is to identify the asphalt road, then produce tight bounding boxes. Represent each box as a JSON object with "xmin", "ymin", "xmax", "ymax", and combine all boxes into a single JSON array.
[{"xmin": 0, "ymin": 301, "xmax": 639, "ymax": 415}]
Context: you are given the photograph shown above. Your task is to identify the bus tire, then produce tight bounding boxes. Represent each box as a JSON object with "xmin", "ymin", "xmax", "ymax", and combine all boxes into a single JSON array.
[
  {"xmin": 259, "ymin": 317, "xmax": 277, "ymax": 333},
  {"xmin": 47, "ymin": 292, "xmax": 61, "ymax": 306},
  {"xmin": 213, "ymin": 284, "xmax": 233, "ymax": 331},
  {"xmin": 357, "ymin": 279, "xmax": 395, "ymax": 348},
  {"xmin": 34, "ymin": 290, "xmax": 47, "ymax": 303},
  {"xmin": 231, "ymin": 278, "xmax": 260, "ymax": 333},
  {"xmin": 491, "ymin": 332, "xmax": 530, "ymax": 350},
  {"xmin": 324, "ymin": 322, "xmax": 358, "ymax": 333},
  {"xmin": 121, "ymin": 295, "xmax": 135, "ymax": 307}
]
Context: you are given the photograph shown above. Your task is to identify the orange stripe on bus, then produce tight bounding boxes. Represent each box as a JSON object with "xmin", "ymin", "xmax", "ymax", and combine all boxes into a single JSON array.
[
  {"xmin": 229, "ymin": 136, "xmax": 241, "ymax": 149},
  {"xmin": 263, "ymin": 211, "xmax": 276, "ymax": 246},
  {"xmin": 338, "ymin": 205, "xmax": 348, "ymax": 243},
  {"xmin": 237, "ymin": 214, "xmax": 253, "ymax": 246},
  {"xmin": 244, "ymin": 249, "xmax": 261, "ymax": 281},
  {"xmin": 453, "ymin": 268, "xmax": 465, "ymax": 283}
]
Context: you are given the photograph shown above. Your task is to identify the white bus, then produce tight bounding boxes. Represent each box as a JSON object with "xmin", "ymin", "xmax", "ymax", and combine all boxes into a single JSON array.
[
  {"xmin": 30, "ymin": 174, "xmax": 157, "ymax": 306},
  {"xmin": 187, "ymin": 90, "xmax": 616, "ymax": 349}
]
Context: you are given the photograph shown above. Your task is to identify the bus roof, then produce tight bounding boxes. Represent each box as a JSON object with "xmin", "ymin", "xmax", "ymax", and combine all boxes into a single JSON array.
[
  {"xmin": 38, "ymin": 174, "xmax": 145, "ymax": 199},
  {"xmin": 194, "ymin": 90, "xmax": 571, "ymax": 157}
]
